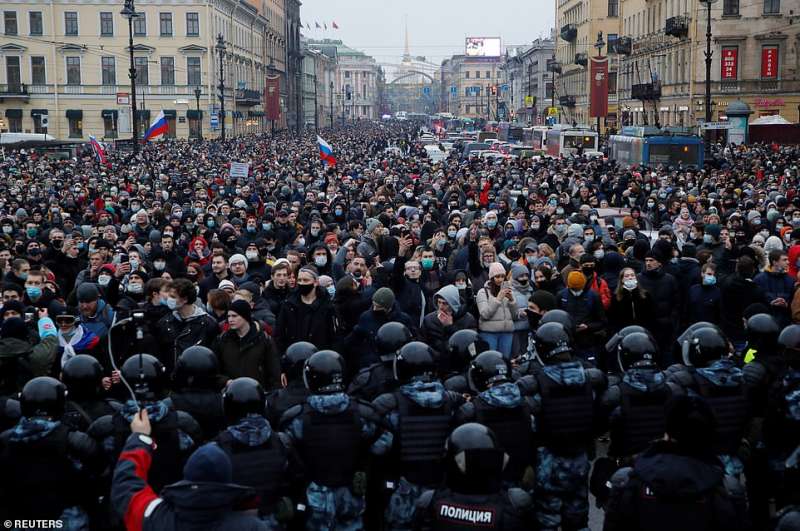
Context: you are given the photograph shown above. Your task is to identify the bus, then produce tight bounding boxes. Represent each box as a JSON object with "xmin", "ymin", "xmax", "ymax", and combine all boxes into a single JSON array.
[
  {"xmin": 395, "ymin": 111, "xmax": 408, "ymax": 121},
  {"xmin": 497, "ymin": 123, "xmax": 524, "ymax": 143},
  {"xmin": 523, "ymin": 126, "xmax": 550, "ymax": 151},
  {"xmin": 609, "ymin": 126, "xmax": 704, "ymax": 168},
  {"xmin": 545, "ymin": 126, "xmax": 599, "ymax": 157}
]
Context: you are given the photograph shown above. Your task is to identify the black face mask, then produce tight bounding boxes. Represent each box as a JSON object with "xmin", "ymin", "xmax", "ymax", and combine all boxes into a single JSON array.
[
  {"xmin": 526, "ymin": 309, "xmax": 542, "ymax": 329},
  {"xmin": 517, "ymin": 278, "xmax": 529, "ymax": 286},
  {"xmin": 298, "ymin": 283, "xmax": 315, "ymax": 295},
  {"xmin": 581, "ymin": 267, "xmax": 595, "ymax": 277}
]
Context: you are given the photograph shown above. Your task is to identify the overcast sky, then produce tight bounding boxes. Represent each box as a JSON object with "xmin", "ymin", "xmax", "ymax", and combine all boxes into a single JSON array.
[{"xmin": 299, "ymin": 0, "xmax": 554, "ymax": 71}]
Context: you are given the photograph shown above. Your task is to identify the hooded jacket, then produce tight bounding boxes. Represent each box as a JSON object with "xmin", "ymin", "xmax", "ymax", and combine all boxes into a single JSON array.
[{"xmin": 422, "ymin": 285, "xmax": 477, "ymax": 357}]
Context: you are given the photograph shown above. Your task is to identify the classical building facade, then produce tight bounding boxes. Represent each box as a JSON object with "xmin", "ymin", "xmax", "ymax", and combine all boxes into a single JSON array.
[
  {"xmin": 501, "ymin": 37, "xmax": 556, "ymax": 124},
  {"xmin": 438, "ymin": 54, "xmax": 503, "ymax": 120},
  {"xmin": 0, "ymin": 0, "xmax": 284, "ymax": 140}
]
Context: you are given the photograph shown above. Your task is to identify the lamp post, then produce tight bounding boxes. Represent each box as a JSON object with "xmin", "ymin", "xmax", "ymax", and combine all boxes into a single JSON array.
[
  {"xmin": 700, "ymin": 0, "xmax": 716, "ymax": 157},
  {"xmin": 193, "ymin": 87, "xmax": 202, "ymax": 140},
  {"xmin": 329, "ymin": 81, "xmax": 334, "ymax": 128},
  {"xmin": 313, "ymin": 72, "xmax": 318, "ymax": 132},
  {"xmin": 215, "ymin": 34, "xmax": 226, "ymax": 141},
  {"xmin": 121, "ymin": 0, "xmax": 138, "ymax": 153},
  {"xmin": 267, "ymin": 58, "xmax": 276, "ymax": 136},
  {"xmin": 594, "ymin": 31, "xmax": 605, "ymax": 136}
]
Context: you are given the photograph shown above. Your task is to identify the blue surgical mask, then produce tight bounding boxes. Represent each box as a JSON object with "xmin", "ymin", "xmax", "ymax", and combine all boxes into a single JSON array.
[
  {"xmin": 165, "ymin": 297, "xmax": 178, "ymax": 310},
  {"xmin": 206, "ymin": 219, "xmax": 215, "ymax": 228},
  {"xmin": 247, "ymin": 226, "xmax": 256, "ymax": 233},
  {"xmin": 448, "ymin": 230, "xmax": 457, "ymax": 238},
  {"xmin": 326, "ymin": 285, "xmax": 336, "ymax": 297},
  {"xmin": 702, "ymin": 275, "xmax": 717, "ymax": 286},
  {"xmin": 486, "ymin": 219, "xmax": 497, "ymax": 229},
  {"xmin": 26, "ymin": 286, "xmax": 42, "ymax": 300},
  {"xmin": 334, "ymin": 208, "xmax": 343, "ymax": 216},
  {"xmin": 421, "ymin": 258, "xmax": 434, "ymax": 270},
  {"xmin": 703, "ymin": 234, "xmax": 713, "ymax": 244}
]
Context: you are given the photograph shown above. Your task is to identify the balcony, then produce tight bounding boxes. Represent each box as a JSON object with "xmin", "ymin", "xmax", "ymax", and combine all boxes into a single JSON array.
[
  {"xmin": 546, "ymin": 59, "xmax": 562, "ymax": 74},
  {"xmin": 235, "ymin": 88, "xmax": 262, "ymax": 106},
  {"xmin": 714, "ymin": 79, "xmax": 800, "ymax": 94},
  {"xmin": 0, "ymin": 83, "xmax": 29, "ymax": 101},
  {"xmin": 574, "ymin": 53, "xmax": 588, "ymax": 67},
  {"xmin": 665, "ymin": 16, "xmax": 689, "ymax": 38},
  {"xmin": 559, "ymin": 95, "xmax": 576, "ymax": 107},
  {"xmin": 631, "ymin": 82, "xmax": 662, "ymax": 100},
  {"xmin": 560, "ymin": 24, "xmax": 577, "ymax": 42}
]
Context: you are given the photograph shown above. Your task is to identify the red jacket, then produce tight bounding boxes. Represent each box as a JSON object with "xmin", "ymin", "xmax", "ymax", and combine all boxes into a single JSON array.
[{"xmin": 587, "ymin": 273, "xmax": 612, "ymax": 310}]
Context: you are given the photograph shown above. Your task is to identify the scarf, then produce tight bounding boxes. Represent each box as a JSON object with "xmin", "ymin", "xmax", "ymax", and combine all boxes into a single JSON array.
[{"xmin": 59, "ymin": 326, "xmax": 85, "ymax": 368}]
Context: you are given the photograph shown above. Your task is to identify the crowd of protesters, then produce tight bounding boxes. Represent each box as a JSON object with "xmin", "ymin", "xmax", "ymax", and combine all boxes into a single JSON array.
[{"xmin": 0, "ymin": 119, "xmax": 799, "ymax": 530}]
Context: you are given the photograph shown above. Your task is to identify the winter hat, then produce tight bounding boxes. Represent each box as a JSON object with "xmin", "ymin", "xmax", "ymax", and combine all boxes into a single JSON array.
[
  {"xmin": 622, "ymin": 229, "xmax": 637, "ymax": 241},
  {"xmin": 704, "ymin": 223, "xmax": 721, "ymax": 239},
  {"xmin": 229, "ymin": 299, "xmax": 252, "ymax": 322},
  {"xmin": 217, "ymin": 279, "xmax": 236, "ymax": 292},
  {"xmin": 229, "ymin": 254, "xmax": 248, "ymax": 270},
  {"xmin": 746, "ymin": 211, "xmax": 761, "ymax": 222},
  {"xmin": 324, "ymin": 232, "xmax": 339, "ymax": 245},
  {"xmin": 1, "ymin": 317, "xmax": 28, "ymax": 340},
  {"xmin": 1, "ymin": 300, "xmax": 25, "ymax": 317},
  {"xmin": 372, "ymin": 287, "xmax": 395, "ymax": 310},
  {"xmin": 651, "ymin": 240, "xmax": 673, "ymax": 264},
  {"xmin": 183, "ymin": 443, "xmax": 233, "ymax": 483},
  {"xmin": 567, "ymin": 224, "xmax": 584, "ymax": 240},
  {"xmin": 566, "ymin": 271, "xmax": 586, "ymax": 290},
  {"xmin": 76, "ymin": 283, "xmax": 100, "ymax": 302},
  {"xmin": 511, "ymin": 263, "xmax": 529, "ymax": 280},
  {"xmin": 622, "ymin": 216, "xmax": 637, "ymax": 229},
  {"xmin": 764, "ymin": 235, "xmax": 784, "ymax": 254},
  {"xmin": 530, "ymin": 290, "xmax": 557, "ymax": 312},
  {"xmin": 365, "ymin": 218, "xmax": 380, "ymax": 233},
  {"xmin": 488, "ymin": 262, "xmax": 506, "ymax": 278}
]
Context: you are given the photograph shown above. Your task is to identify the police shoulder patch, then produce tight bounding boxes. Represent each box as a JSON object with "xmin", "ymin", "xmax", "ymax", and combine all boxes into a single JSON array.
[{"xmin": 436, "ymin": 501, "xmax": 496, "ymax": 527}]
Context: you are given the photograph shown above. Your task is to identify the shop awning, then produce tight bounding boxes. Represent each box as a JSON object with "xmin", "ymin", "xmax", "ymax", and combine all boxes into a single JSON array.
[
  {"xmin": 135, "ymin": 110, "xmax": 150, "ymax": 121},
  {"xmin": 163, "ymin": 109, "xmax": 177, "ymax": 118},
  {"xmin": 101, "ymin": 109, "xmax": 118, "ymax": 119},
  {"xmin": 66, "ymin": 109, "xmax": 83, "ymax": 119},
  {"xmin": 186, "ymin": 110, "xmax": 203, "ymax": 119},
  {"xmin": 30, "ymin": 109, "xmax": 48, "ymax": 116},
  {"xmin": 5, "ymin": 109, "xmax": 22, "ymax": 118}
]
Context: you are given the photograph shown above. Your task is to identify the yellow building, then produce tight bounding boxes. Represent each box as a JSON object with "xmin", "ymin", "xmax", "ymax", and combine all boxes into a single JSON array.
[
  {"xmin": 440, "ymin": 54, "xmax": 503, "ymax": 120},
  {"xmin": 555, "ymin": 0, "xmax": 621, "ymax": 130},
  {"xmin": 0, "ymin": 0, "xmax": 281, "ymax": 141}
]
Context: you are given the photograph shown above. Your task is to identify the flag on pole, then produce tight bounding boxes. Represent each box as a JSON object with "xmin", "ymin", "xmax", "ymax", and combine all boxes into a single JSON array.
[
  {"xmin": 332, "ymin": 21, "xmax": 339, "ymax": 29},
  {"xmin": 143, "ymin": 110, "xmax": 168, "ymax": 141},
  {"xmin": 315, "ymin": 21, "xmax": 321, "ymax": 28},
  {"xmin": 88, "ymin": 135, "xmax": 109, "ymax": 167},
  {"xmin": 317, "ymin": 135, "xmax": 336, "ymax": 166}
]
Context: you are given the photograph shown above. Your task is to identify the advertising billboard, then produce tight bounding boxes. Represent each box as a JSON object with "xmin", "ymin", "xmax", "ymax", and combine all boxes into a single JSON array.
[{"xmin": 465, "ymin": 37, "xmax": 501, "ymax": 57}]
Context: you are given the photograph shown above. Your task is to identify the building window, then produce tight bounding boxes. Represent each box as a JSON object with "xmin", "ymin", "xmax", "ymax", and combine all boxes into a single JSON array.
[
  {"xmin": 485, "ymin": 71, "xmax": 491, "ymax": 78},
  {"xmin": 465, "ymin": 71, "xmax": 470, "ymax": 79},
  {"xmin": 66, "ymin": 56, "xmax": 80, "ymax": 85},
  {"xmin": 103, "ymin": 115, "xmax": 117, "ymax": 138},
  {"xmin": 159, "ymin": 13, "xmax": 172, "ymax": 36},
  {"xmin": 64, "ymin": 12, "xmax": 78, "ymax": 35},
  {"xmin": 187, "ymin": 57, "xmax": 201, "ymax": 85},
  {"xmin": 133, "ymin": 13, "xmax": 146, "ymax": 36},
  {"xmin": 33, "ymin": 114, "xmax": 46, "ymax": 134},
  {"xmin": 31, "ymin": 56, "xmax": 45, "ymax": 85},
  {"xmin": 607, "ymin": 33, "xmax": 619, "ymax": 54},
  {"xmin": 68, "ymin": 117, "xmax": 82, "ymax": 138},
  {"xmin": 344, "ymin": 70, "xmax": 350, "ymax": 78},
  {"xmin": 608, "ymin": 0, "xmax": 619, "ymax": 16},
  {"xmin": 161, "ymin": 57, "xmax": 175, "ymax": 85},
  {"xmin": 5, "ymin": 57, "xmax": 20, "ymax": 90},
  {"xmin": 763, "ymin": 0, "xmax": 780, "ymax": 13},
  {"xmin": 134, "ymin": 57, "xmax": 148, "ymax": 84},
  {"xmin": 723, "ymin": 0, "xmax": 739, "ymax": 15},
  {"xmin": 101, "ymin": 56, "xmax": 115, "ymax": 85},
  {"xmin": 29, "ymin": 11, "xmax": 42, "ymax": 35},
  {"xmin": 8, "ymin": 116, "xmax": 21, "ymax": 132},
  {"xmin": 186, "ymin": 12, "xmax": 199, "ymax": 36},
  {"xmin": 99, "ymin": 12, "xmax": 113, "ymax": 36},
  {"xmin": 608, "ymin": 71, "xmax": 618, "ymax": 94},
  {"xmin": 4, "ymin": 11, "xmax": 17, "ymax": 35}
]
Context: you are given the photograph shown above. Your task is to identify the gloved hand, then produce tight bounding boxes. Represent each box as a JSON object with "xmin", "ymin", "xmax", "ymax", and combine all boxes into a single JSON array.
[{"xmin": 352, "ymin": 471, "xmax": 367, "ymax": 496}]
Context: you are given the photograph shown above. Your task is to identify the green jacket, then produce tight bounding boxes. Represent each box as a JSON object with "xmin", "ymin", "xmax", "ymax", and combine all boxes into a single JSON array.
[{"xmin": 0, "ymin": 335, "xmax": 58, "ymax": 392}]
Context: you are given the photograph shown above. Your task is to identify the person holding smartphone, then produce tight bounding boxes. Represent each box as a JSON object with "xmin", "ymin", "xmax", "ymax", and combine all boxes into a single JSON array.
[{"xmin": 476, "ymin": 262, "xmax": 518, "ymax": 359}]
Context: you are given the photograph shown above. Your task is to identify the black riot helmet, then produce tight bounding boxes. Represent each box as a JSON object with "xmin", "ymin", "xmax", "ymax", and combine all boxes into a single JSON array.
[
  {"xmin": 303, "ymin": 350, "xmax": 346, "ymax": 394},
  {"xmin": 467, "ymin": 351, "xmax": 511, "ymax": 392},
  {"xmin": 539, "ymin": 309, "xmax": 575, "ymax": 336},
  {"xmin": 605, "ymin": 325, "xmax": 649, "ymax": 355},
  {"xmin": 394, "ymin": 341, "xmax": 436, "ymax": 383},
  {"xmin": 121, "ymin": 354, "xmax": 167, "ymax": 401},
  {"xmin": 534, "ymin": 322, "xmax": 573, "ymax": 363},
  {"xmin": 745, "ymin": 313, "xmax": 780, "ymax": 354},
  {"xmin": 447, "ymin": 329, "xmax": 490, "ymax": 370},
  {"xmin": 222, "ymin": 377, "xmax": 266, "ymax": 425},
  {"xmin": 779, "ymin": 325, "xmax": 800, "ymax": 364},
  {"xmin": 20, "ymin": 376, "xmax": 67, "ymax": 419},
  {"xmin": 174, "ymin": 346, "xmax": 219, "ymax": 389},
  {"xmin": 682, "ymin": 326, "xmax": 729, "ymax": 368},
  {"xmin": 283, "ymin": 342, "xmax": 318, "ymax": 380},
  {"xmin": 61, "ymin": 354, "xmax": 104, "ymax": 401},
  {"xmin": 376, "ymin": 322, "xmax": 413, "ymax": 361},
  {"xmin": 445, "ymin": 423, "xmax": 507, "ymax": 495},
  {"xmin": 617, "ymin": 332, "xmax": 659, "ymax": 372}
]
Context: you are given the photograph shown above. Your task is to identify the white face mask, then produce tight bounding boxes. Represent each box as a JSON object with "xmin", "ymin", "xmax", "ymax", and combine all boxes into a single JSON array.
[
  {"xmin": 593, "ymin": 250, "xmax": 605, "ymax": 260},
  {"xmin": 245, "ymin": 251, "xmax": 259, "ymax": 260},
  {"xmin": 127, "ymin": 282, "xmax": 143, "ymax": 294},
  {"xmin": 98, "ymin": 275, "xmax": 111, "ymax": 286},
  {"xmin": 314, "ymin": 255, "xmax": 328, "ymax": 267},
  {"xmin": 153, "ymin": 260, "xmax": 166, "ymax": 271},
  {"xmin": 623, "ymin": 278, "xmax": 638, "ymax": 290}
]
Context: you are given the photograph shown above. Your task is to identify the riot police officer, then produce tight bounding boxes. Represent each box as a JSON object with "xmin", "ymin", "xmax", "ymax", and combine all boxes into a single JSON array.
[
  {"xmin": 0, "ymin": 377, "xmax": 99, "ymax": 526},
  {"xmin": 603, "ymin": 325, "xmax": 650, "ymax": 376},
  {"xmin": 516, "ymin": 322, "xmax": 606, "ymax": 531},
  {"xmin": 349, "ymin": 322, "xmax": 411, "ymax": 400},
  {"xmin": 215, "ymin": 377, "xmax": 296, "ymax": 527},
  {"xmin": 515, "ymin": 309, "xmax": 574, "ymax": 377},
  {"xmin": 666, "ymin": 325, "xmax": 750, "ymax": 478},
  {"xmin": 266, "ymin": 341, "xmax": 316, "ymax": 425},
  {"xmin": 442, "ymin": 329, "xmax": 490, "ymax": 394},
  {"xmin": 61, "ymin": 354, "xmax": 121, "ymax": 431},
  {"xmin": 89, "ymin": 353, "xmax": 201, "ymax": 493},
  {"xmin": 413, "ymin": 423, "xmax": 533, "ymax": 530},
  {"xmin": 456, "ymin": 350, "xmax": 535, "ymax": 487},
  {"xmin": 280, "ymin": 350, "xmax": 391, "ymax": 530},
  {"xmin": 373, "ymin": 341, "xmax": 465, "ymax": 530},
  {"xmin": 170, "ymin": 345, "xmax": 226, "ymax": 442}
]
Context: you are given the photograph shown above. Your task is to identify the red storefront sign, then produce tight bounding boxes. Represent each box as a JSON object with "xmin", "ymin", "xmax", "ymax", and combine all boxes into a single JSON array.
[
  {"xmin": 721, "ymin": 47, "xmax": 738, "ymax": 79},
  {"xmin": 761, "ymin": 46, "xmax": 778, "ymax": 79},
  {"xmin": 589, "ymin": 56, "xmax": 608, "ymax": 118},
  {"xmin": 265, "ymin": 75, "xmax": 281, "ymax": 121}
]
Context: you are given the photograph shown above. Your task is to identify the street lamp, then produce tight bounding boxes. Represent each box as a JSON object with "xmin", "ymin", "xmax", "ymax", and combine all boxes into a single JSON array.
[
  {"xmin": 329, "ymin": 81, "xmax": 334, "ymax": 129},
  {"xmin": 267, "ymin": 58, "xmax": 276, "ymax": 136},
  {"xmin": 193, "ymin": 87, "xmax": 202, "ymax": 140},
  {"xmin": 594, "ymin": 31, "xmax": 605, "ymax": 136},
  {"xmin": 215, "ymin": 34, "xmax": 226, "ymax": 141},
  {"xmin": 700, "ymin": 0, "xmax": 717, "ymax": 157},
  {"xmin": 121, "ymin": 0, "xmax": 138, "ymax": 153}
]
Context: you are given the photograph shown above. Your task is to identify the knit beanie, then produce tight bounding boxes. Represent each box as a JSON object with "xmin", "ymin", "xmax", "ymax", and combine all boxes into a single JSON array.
[
  {"xmin": 530, "ymin": 290, "xmax": 557, "ymax": 312},
  {"xmin": 510, "ymin": 263, "xmax": 529, "ymax": 280},
  {"xmin": 567, "ymin": 271, "xmax": 586, "ymax": 290},
  {"xmin": 1, "ymin": 317, "xmax": 28, "ymax": 341},
  {"xmin": 229, "ymin": 299, "xmax": 252, "ymax": 323},
  {"xmin": 372, "ymin": 287, "xmax": 395, "ymax": 310},
  {"xmin": 183, "ymin": 443, "xmax": 233, "ymax": 483},
  {"xmin": 488, "ymin": 262, "xmax": 506, "ymax": 278}
]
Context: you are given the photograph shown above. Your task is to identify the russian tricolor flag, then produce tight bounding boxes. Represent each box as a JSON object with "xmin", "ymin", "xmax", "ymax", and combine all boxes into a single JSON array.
[
  {"xmin": 88, "ymin": 135, "xmax": 109, "ymax": 167},
  {"xmin": 144, "ymin": 110, "xmax": 168, "ymax": 141},
  {"xmin": 318, "ymin": 135, "xmax": 337, "ymax": 166}
]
